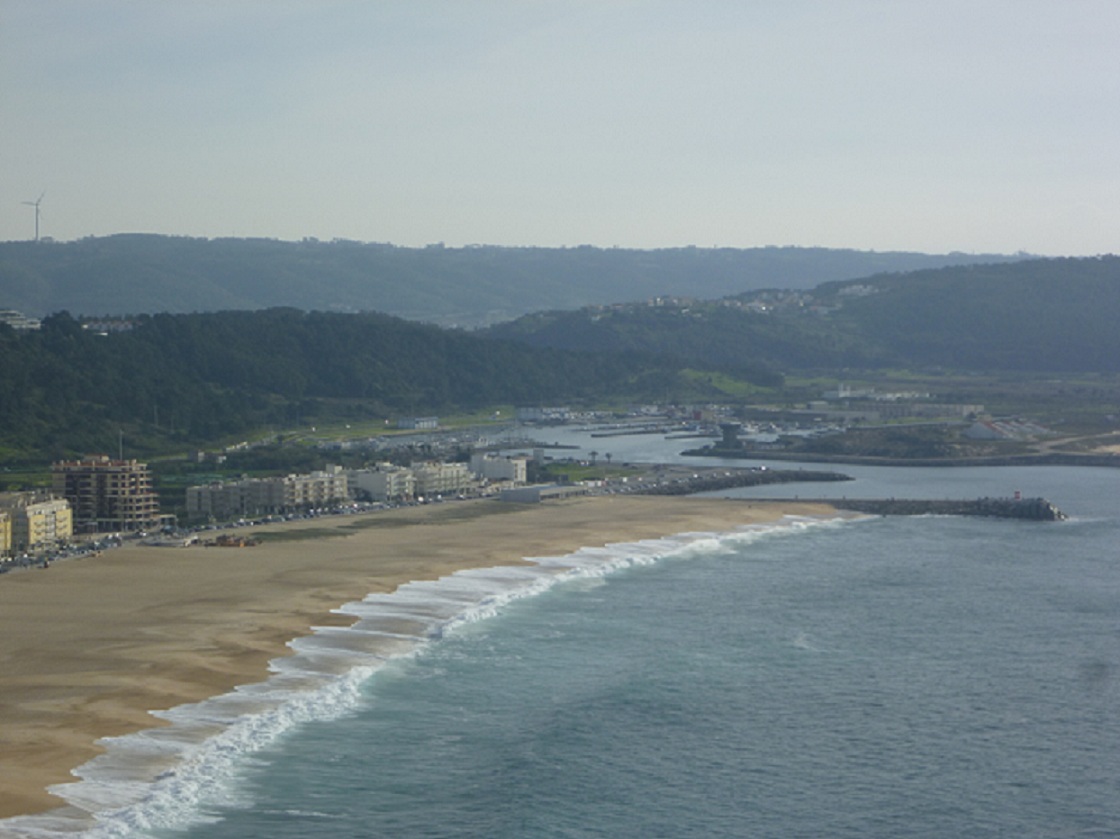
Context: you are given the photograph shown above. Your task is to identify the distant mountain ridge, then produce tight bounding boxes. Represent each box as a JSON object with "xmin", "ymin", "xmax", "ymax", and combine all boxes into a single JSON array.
[{"xmin": 0, "ymin": 235, "xmax": 1025, "ymax": 326}]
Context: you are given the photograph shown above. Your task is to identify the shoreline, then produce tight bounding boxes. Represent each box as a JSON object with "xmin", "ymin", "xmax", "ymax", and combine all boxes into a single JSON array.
[
  {"xmin": 0, "ymin": 495, "xmax": 839, "ymax": 822},
  {"xmin": 681, "ymin": 448, "xmax": 1120, "ymax": 468}
]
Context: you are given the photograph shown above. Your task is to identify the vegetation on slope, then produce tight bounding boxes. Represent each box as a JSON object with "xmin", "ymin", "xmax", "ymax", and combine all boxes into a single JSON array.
[
  {"xmin": 0, "ymin": 235, "xmax": 1022, "ymax": 327},
  {"xmin": 816, "ymin": 257, "xmax": 1120, "ymax": 371},
  {"xmin": 0, "ymin": 308, "xmax": 747, "ymax": 461},
  {"xmin": 486, "ymin": 256, "xmax": 1120, "ymax": 374}
]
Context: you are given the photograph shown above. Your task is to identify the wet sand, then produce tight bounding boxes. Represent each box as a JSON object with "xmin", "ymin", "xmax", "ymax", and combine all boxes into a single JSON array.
[{"xmin": 0, "ymin": 495, "xmax": 837, "ymax": 819}]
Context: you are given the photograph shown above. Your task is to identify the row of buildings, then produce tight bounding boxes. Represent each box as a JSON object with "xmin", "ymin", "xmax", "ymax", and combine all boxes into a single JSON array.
[
  {"xmin": 186, "ymin": 454, "xmax": 528, "ymax": 522},
  {"xmin": 1, "ymin": 452, "xmax": 532, "ymax": 555},
  {"xmin": 0, "ymin": 495, "xmax": 73, "ymax": 556},
  {"xmin": 2, "ymin": 455, "xmax": 165, "ymax": 556}
]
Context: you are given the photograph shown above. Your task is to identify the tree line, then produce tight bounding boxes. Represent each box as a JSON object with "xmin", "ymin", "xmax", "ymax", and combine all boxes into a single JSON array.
[
  {"xmin": 0, "ymin": 308, "xmax": 720, "ymax": 462},
  {"xmin": 486, "ymin": 256, "xmax": 1120, "ymax": 374}
]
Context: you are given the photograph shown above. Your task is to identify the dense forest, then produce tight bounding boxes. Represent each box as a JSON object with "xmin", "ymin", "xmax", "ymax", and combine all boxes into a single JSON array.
[
  {"xmin": 0, "ymin": 235, "xmax": 1023, "ymax": 327},
  {"xmin": 0, "ymin": 309, "xmax": 733, "ymax": 461},
  {"xmin": 485, "ymin": 257, "xmax": 1120, "ymax": 374},
  {"xmin": 4, "ymin": 255, "xmax": 1116, "ymax": 465}
]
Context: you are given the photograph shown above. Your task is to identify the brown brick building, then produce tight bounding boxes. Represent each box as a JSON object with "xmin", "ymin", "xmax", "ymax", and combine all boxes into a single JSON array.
[{"xmin": 51, "ymin": 455, "xmax": 161, "ymax": 533}]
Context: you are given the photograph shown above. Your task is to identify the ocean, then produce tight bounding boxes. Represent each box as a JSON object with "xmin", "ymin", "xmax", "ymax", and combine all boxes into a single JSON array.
[{"xmin": 4, "ymin": 435, "xmax": 1119, "ymax": 839}]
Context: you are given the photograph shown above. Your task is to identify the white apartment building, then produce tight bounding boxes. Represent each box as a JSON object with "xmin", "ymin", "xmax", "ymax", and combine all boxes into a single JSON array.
[
  {"xmin": 397, "ymin": 416, "xmax": 439, "ymax": 430},
  {"xmin": 469, "ymin": 453, "xmax": 528, "ymax": 484},
  {"xmin": 351, "ymin": 463, "xmax": 416, "ymax": 503},
  {"xmin": 411, "ymin": 461, "xmax": 475, "ymax": 498},
  {"xmin": 282, "ymin": 465, "xmax": 350, "ymax": 509},
  {"xmin": 0, "ymin": 309, "xmax": 41, "ymax": 331},
  {"xmin": 516, "ymin": 406, "xmax": 570, "ymax": 423},
  {"xmin": 186, "ymin": 465, "xmax": 350, "ymax": 521},
  {"xmin": 186, "ymin": 478, "xmax": 287, "ymax": 521}
]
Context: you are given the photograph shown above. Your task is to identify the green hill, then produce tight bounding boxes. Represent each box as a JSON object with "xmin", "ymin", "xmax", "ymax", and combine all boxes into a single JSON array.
[
  {"xmin": 817, "ymin": 257, "xmax": 1120, "ymax": 371},
  {"xmin": 0, "ymin": 308, "xmax": 718, "ymax": 461},
  {"xmin": 0, "ymin": 235, "xmax": 1022, "ymax": 327},
  {"xmin": 484, "ymin": 256, "xmax": 1120, "ymax": 374}
]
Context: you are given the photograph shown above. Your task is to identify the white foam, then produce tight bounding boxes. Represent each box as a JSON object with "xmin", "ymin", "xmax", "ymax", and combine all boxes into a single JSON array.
[{"xmin": 0, "ymin": 513, "xmax": 845, "ymax": 839}]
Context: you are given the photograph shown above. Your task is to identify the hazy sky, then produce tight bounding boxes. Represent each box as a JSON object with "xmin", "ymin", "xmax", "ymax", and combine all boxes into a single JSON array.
[{"xmin": 2, "ymin": 1, "xmax": 1117, "ymax": 253}]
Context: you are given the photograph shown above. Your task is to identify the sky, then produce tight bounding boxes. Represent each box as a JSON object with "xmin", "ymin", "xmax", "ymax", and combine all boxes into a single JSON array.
[{"xmin": 1, "ymin": 1, "xmax": 1117, "ymax": 254}]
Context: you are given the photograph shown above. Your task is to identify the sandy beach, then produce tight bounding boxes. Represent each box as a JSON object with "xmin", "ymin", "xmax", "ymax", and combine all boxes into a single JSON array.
[{"xmin": 0, "ymin": 495, "xmax": 836, "ymax": 820}]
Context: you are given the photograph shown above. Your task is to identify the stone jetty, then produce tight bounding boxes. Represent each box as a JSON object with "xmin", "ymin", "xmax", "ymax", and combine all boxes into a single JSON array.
[
  {"xmin": 633, "ymin": 468, "xmax": 852, "ymax": 495},
  {"xmin": 622, "ymin": 467, "xmax": 1065, "ymax": 520},
  {"xmin": 796, "ymin": 496, "xmax": 1066, "ymax": 521}
]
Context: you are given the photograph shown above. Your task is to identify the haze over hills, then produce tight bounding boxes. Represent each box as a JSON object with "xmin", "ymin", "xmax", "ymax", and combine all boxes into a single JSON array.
[{"xmin": 0, "ymin": 235, "xmax": 1026, "ymax": 327}]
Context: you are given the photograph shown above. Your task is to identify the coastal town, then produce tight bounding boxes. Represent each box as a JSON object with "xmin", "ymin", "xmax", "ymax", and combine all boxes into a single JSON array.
[
  {"xmin": 3, "ymin": 391, "xmax": 1098, "ymax": 571},
  {"xmin": 0, "ymin": 434, "xmax": 795, "ymax": 569},
  {"xmin": 3, "ymin": 5, "xmax": 1118, "ymax": 833}
]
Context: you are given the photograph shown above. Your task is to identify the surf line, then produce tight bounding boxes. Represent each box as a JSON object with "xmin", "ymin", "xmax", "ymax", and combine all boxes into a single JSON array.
[{"xmin": 5, "ymin": 513, "xmax": 849, "ymax": 839}]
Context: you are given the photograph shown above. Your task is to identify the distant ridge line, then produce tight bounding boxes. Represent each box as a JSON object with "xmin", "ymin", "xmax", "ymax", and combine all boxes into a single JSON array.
[{"xmin": 0, "ymin": 235, "xmax": 1028, "ymax": 326}]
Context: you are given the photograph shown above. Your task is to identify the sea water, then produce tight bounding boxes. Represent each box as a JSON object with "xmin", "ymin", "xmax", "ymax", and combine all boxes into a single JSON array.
[{"xmin": 3, "ymin": 454, "xmax": 1118, "ymax": 838}]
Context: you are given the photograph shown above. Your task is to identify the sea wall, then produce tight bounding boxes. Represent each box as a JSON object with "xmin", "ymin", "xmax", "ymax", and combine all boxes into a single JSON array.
[
  {"xmin": 681, "ymin": 447, "xmax": 1120, "ymax": 469},
  {"xmin": 633, "ymin": 468, "xmax": 852, "ymax": 496},
  {"xmin": 616, "ymin": 466, "xmax": 1065, "ymax": 520},
  {"xmin": 801, "ymin": 496, "xmax": 1066, "ymax": 521}
]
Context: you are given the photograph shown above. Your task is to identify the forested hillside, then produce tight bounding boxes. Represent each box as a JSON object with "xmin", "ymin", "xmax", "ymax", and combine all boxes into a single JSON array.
[
  {"xmin": 0, "ymin": 235, "xmax": 1022, "ymax": 327},
  {"xmin": 485, "ymin": 256, "xmax": 1120, "ymax": 373},
  {"xmin": 817, "ymin": 257, "xmax": 1120, "ymax": 371},
  {"xmin": 0, "ymin": 309, "xmax": 720, "ymax": 460},
  {"xmin": 5, "ymin": 254, "xmax": 1114, "ymax": 464}
]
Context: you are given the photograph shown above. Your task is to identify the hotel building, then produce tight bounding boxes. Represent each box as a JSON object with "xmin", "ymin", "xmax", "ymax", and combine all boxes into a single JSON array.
[{"xmin": 51, "ymin": 456, "xmax": 161, "ymax": 533}]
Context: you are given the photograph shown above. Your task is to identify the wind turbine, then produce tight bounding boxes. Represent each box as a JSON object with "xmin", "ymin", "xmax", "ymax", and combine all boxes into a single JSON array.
[{"xmin": 22, "ymin": 192, "xmax": 44, "ymax": 242}]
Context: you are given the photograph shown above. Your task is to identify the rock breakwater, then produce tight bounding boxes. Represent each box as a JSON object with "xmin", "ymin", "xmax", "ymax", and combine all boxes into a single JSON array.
[
  {"xmin": 633, "ymin": 468, "xmax": 852, "ymax": 496},
  {"xmin": 814, "ymin": 497, "xmax": 1065, "ymax": 521}
]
